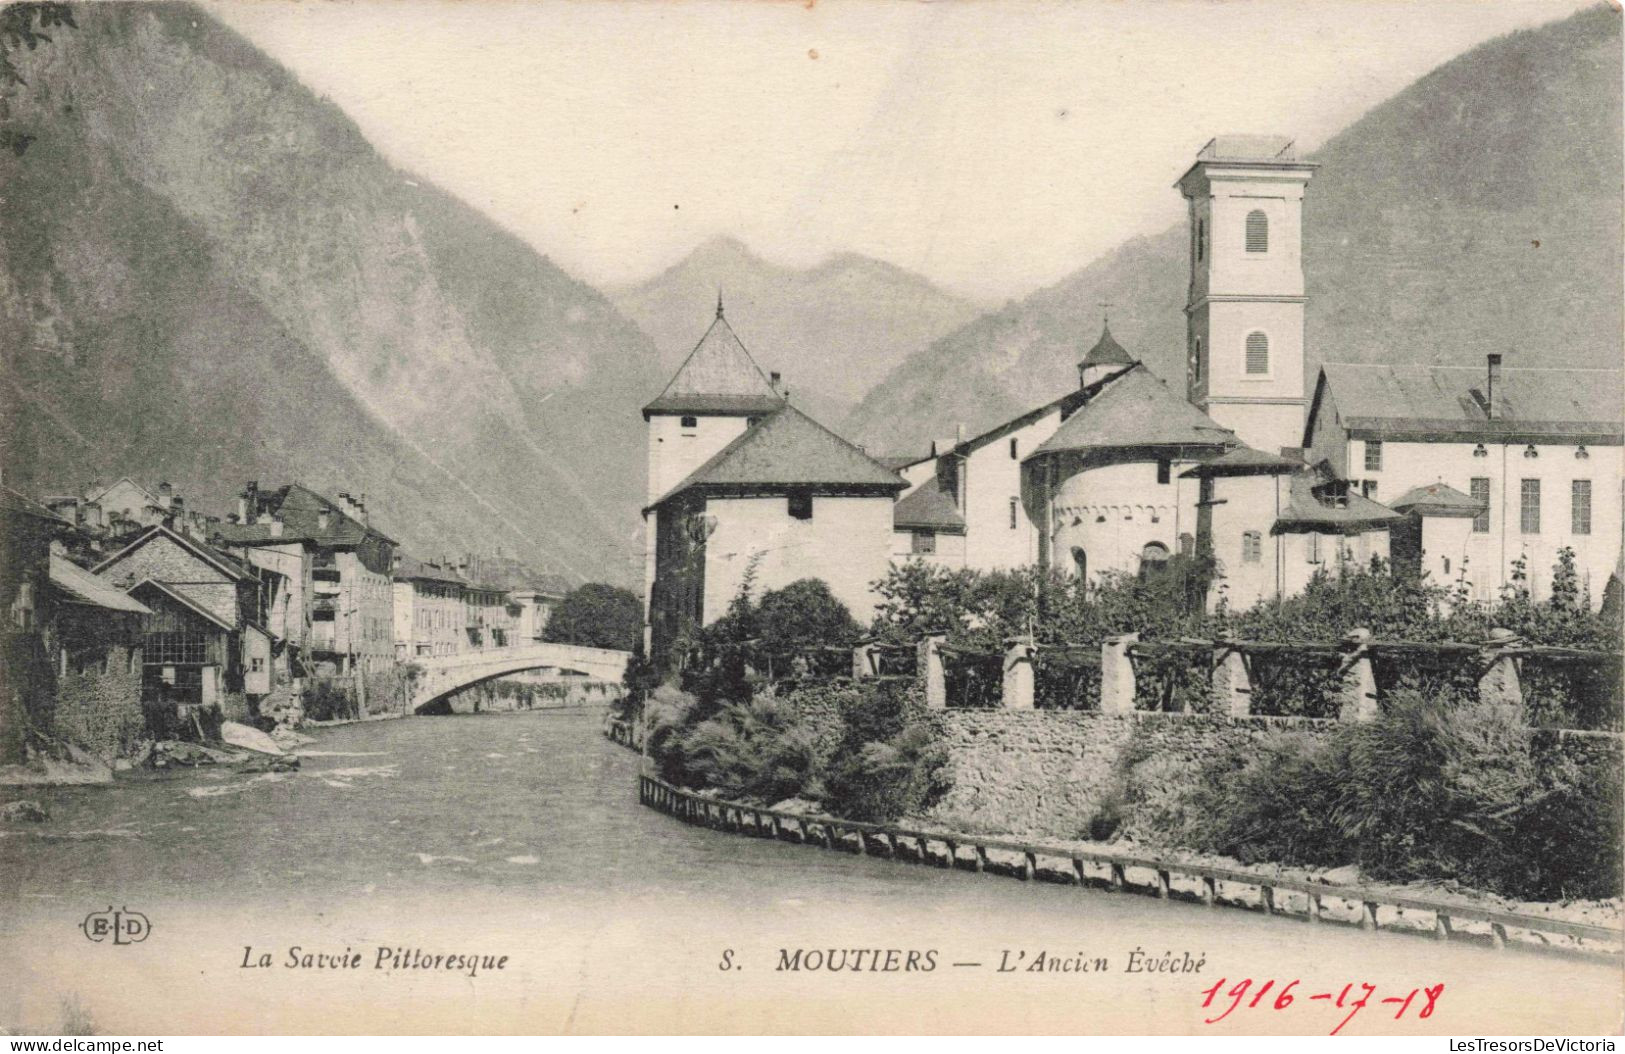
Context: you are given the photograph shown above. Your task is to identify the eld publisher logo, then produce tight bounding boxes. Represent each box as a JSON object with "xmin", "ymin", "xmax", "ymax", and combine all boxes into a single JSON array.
[{"xmin": 81, "ymin": 906, "xmax": 150, "ymax": 945}]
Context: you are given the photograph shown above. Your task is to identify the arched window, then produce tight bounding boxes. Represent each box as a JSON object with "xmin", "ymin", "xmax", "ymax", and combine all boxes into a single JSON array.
[
  {"xmin": 1245, "ymin": 209, "xmax": 1268, "ymax": 253},
  {"xmin": 1138, "ymin": 542, "xmax": 1170, "ymax": 580},
  {"xmin": 1071, "ymin": 547, "xmax": 1087, "ymax": 581},
  {"xmin": 1245, "ymin": 332, "xmax": 1270, "ymax": 375}
]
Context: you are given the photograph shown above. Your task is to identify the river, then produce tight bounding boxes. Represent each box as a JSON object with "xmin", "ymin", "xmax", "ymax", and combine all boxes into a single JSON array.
[{"xmin": 1, "ymin": 709, "xmax": 1619, "ymax": 1034}]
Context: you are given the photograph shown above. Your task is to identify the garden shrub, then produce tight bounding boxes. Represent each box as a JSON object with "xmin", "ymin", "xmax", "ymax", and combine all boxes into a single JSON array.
[{"xmin": 1169, "ymin": 687, "xmax": 1622, "ymax": 900}]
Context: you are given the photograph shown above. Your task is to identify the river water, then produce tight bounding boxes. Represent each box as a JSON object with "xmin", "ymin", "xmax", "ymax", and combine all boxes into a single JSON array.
[{"xmin": 2, "ymin": 709, "xmax": 1619, "ymax": 1034}]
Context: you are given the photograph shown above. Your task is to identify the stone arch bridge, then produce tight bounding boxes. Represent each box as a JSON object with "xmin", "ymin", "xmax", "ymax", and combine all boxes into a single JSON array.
[{"xmin": 408, "ymin": 643, "xmax": 629, "ymax": 713}]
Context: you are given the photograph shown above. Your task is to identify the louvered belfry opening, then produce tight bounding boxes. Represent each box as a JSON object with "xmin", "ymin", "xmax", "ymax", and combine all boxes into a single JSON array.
[
  {"xmin": 1245, "ymin": 331, "xmax": 1270, "ymax": 374},
  {"xmin": 1245, "ymin": 209, "xmax": 1269, "ymax": 252}
]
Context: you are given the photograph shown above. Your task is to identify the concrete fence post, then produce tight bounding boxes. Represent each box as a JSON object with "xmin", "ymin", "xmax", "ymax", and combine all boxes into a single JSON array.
[
  {"xmin": 1211, "ymin": 638, "xmax": 1252, "ymax": 717},
  {"xmin": 1002, "ymin": 636, "xmax": 1036, "ymax": 710},
  {"xmin": 1099, "ymin": 633, "xmax": 1139, "ymax": 714},
  {"xmin": 919, "ymin": 635, "xmax": 947, "ymax": 710},
  {"xmin": 851, "ymin": 641, "xmax": 876, "ymax": 680},
  {"xmin": 1336, "ymin": 627, "xmax": 1379, "ymax": 723},
  {"xmin": 1478, "ymin": 627, "xmax": 1524, "ymax": 713}
]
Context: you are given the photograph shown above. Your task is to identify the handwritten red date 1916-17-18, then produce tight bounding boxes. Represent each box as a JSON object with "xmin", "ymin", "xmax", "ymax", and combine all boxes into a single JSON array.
[{"xmin": 1200, "ymin": 977, "xmax": 1445, "ymax": 1035}]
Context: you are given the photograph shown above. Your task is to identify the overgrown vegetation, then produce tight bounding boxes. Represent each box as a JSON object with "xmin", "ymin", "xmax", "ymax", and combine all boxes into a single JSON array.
[
  {"xmin": 866, "ymin": 548, "xmax": 1622, "ymax": 725},
  {"xmin": 646, "ymin": 577, "xmax": 945, "ymax": 822},
  {"xmin": 1114, "ymin": 686, "xmax": 1623, "ymax": 901}
]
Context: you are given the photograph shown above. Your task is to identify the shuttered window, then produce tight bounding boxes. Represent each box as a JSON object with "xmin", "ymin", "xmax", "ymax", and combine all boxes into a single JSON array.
[
  {"xmin": 1471, "ymin": 478, "xmax": 1490, "ymax": 533},
  {"xmin": 1009, "ymin": 498, "xmax": 1019, "ymax": 530},
  {"xmin": 1245, "ymin": 210, "xmax": 1269, "ymax": 253},
  {"xmin": 1245, "ymin": 332, "xmax": 1270, "ymax": 375},
  {"xmin": 1242, "ymin": 531, "xmax": 1261, "ymax": 563},
  {"xmin": 1572, "ymin": 479, "xmax": 1592, "ymax": 535},
  {"xmin": 1520, "ymin": 479, "xmax": 1540, "ymax": 534},
  {"xmin": 911, "ymin": 530, "xmax": 936, "ymax": 554}
]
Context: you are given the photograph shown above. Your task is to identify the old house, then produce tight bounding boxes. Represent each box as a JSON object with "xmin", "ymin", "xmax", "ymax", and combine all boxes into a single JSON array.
[
  {"xmin": 641, "ymin": 303, "xmax": 906, "ymax": 662},
  {"xmin": 510, "ymin": 574, "xmax": 570, "ymax": 643},
  {"xmin": 45, "ymin": 553, "xmax": 151, "ymax": 758},
  {"xmin": 1, "ymin": 484, "xmax": 152, "ymax": 762},
  {"xmin": 91, "ymin": 524, "xmax": 261, "ymax": 721},
  {"xmin": 1304, "ymin": 360, "xmax": 1623, "ymax": 604},
  {"xmin": 213, "ymin": 483, "xmax": 398, "ymax": 683},
  {"xmin": 391, "ymin": 553, "xmax": 467, "ymax": 659},
  {"xmin": 645, "ymin": 401, "xmax": 905, "ymax": 663},
  {"xmin": 2, "ymin": 487, "xmax": 73, "ymax": 762}
]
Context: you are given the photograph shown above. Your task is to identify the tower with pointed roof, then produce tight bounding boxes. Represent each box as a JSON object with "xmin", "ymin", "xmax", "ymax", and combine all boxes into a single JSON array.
[
  {"xmin": 642, "ymin": 297, "xmax": 786, "ymax": 506},
  {"xmin": 1078, "ymin": 321, "xmax": 1135, "ymax": 389},
  {"xmin": 1179, "ymin": 135, "xmax": 1317, "ymax": 455}
]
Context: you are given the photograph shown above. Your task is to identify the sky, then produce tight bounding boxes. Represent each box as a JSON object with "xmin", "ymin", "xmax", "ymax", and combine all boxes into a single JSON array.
[{"xmin": 212, "ymin": 0, "xmax": 1595, "ymax": 302}]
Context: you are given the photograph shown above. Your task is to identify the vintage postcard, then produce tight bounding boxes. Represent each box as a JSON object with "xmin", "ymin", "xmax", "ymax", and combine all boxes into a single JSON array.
[{"xmin": 1, "ymin": 0, "xmax": 1621, "ymax": 1038}]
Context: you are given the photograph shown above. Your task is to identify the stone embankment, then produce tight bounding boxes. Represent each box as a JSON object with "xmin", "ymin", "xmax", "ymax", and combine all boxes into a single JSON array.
[{"xmin": 637, "ymin": 772, "xmax": 1624, "ymax": 957}]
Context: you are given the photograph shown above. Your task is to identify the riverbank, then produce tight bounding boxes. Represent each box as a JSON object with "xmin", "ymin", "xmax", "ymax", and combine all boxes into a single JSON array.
[
  {"xmin": 637, "ymin": 772, "xmax": 1625, "ymax": 958},
  {"xmin": 5, "ymin": 708, "xmax": 1622, "ymax": 1034}
]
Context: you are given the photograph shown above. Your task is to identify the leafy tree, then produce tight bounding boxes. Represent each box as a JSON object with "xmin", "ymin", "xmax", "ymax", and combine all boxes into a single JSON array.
[
  {"xmin": 1, "ymin": 1, "xmax": 76, "ymax": 158},
  {"xmin": 541, "ymin": 583, "xmax": 642, "ymax": 651},
  {"xmin": 1, "ymin": 2, "xmax": 74, "ymax": 90},
  {"xmin": 755, "ymin": 578, "xmax": 860, "ymax": 667}
]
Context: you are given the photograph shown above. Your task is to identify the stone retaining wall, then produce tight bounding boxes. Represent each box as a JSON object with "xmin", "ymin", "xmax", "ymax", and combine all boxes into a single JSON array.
[{"xmin": 925, "ymin": 709, "xmax": 1338, "ymax": 838}]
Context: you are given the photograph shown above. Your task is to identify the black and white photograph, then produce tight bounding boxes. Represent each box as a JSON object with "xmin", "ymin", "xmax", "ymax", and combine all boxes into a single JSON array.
[{"xmin": 0, "ymin": 0, "xmax": 1621, "ymax": 1038}]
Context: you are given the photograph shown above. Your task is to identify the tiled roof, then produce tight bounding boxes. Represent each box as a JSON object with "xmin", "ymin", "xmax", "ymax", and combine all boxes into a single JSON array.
[
  {"xmin": 127, "ymin": 578, "xmax": 235, "ymax": 632},
  {"xmin": 1272, "ymin": 473, "xmax": 1406, "ymax": 534},
  {"xmin": 1080, "ymin": 323, "xmax": 1134, "ymax": 368},
  {"xmin": 1027, "ymin": 365, "xmax": 1234, "ymax": 458},
  {"xmin": 0, "ymin": 486, "xmax": 73, "ymax": 526},
  {"xmin": 1389, "ymin": 482, "xmax": 1487, "ymax": 518},
  {"xmin": 1314, "ymin": 363, "xmax": 1624, "ymax": 442},
  {"xmin": 392, "ymin": 553, "xmax": 467, "ymax": 586},
  {"xmin": 876, "ymin": 453, "xmax": 932, "ymax": 472},
  {"xmin": 651, "ymin": 404, "xmax": 905, "ymax": 508},
  {"xmin": 1181, "ymin": 446, "xmax": 1303, "ymax": 477},
  {"xmin": 49, "ymin": 554, "xmax": 151, "ymax": 614},
  {"xmin": 93, "ymin": 524, "xmax": 252, "ymax": 581},
  {"xmin": 893, "ymin": 483, "xmax": 965, "ymax": 532},
  {"xmin": 643, "ymin": 311, "xmax": 786, "ymax": 417},
  {"xmin": 219, "ymin": 484, "xmax": 398, "ymax": 548}
]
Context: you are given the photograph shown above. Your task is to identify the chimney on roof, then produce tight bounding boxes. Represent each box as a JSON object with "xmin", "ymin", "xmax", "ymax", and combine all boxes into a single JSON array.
[
  {"xmin": 770, "ymin": 371, "xmax": 782, "ymax": 395},
  {"xmin": 269, "ymin": 515, "xmax": 284, "ymax": 538},
  {"xmin": 317, "ymin": 507, "xmax": 332, "ymax": 531},
  {"xmin": 158, "ymin": 481, "xmax": 173, "ymax": 508},
  {"xmin": 955, "ymin": 422, "xmax": 967, "ymax": 445},
  {"xmin": 1486, "ymin": 354, "xmax": 1503, "ymax": 420}
]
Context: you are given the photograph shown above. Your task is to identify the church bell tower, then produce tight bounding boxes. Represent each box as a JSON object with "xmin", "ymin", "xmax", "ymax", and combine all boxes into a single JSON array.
[{"xmin": 1179, "ymin": 136, "xmax": 1316, "ymax": 454}]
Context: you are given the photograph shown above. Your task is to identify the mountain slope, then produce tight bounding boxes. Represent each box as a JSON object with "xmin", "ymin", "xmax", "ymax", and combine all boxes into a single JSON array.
[
  {"xmin": 613, "ymin": 236, "xmax": 983, "ymax": 426},
  {"xmin": 844, "ymin": 4, "xmax": 1623, "ymax": 453},
  {"xmin": 0, "ymin": 2, "xmax": 663, "ymax": 585}
]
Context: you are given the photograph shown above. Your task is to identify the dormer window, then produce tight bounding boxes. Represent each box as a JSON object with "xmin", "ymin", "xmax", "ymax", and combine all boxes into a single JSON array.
[{"xmin": 1245, "ymin": 209, "xmax": 1269, "ymax": 253}]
